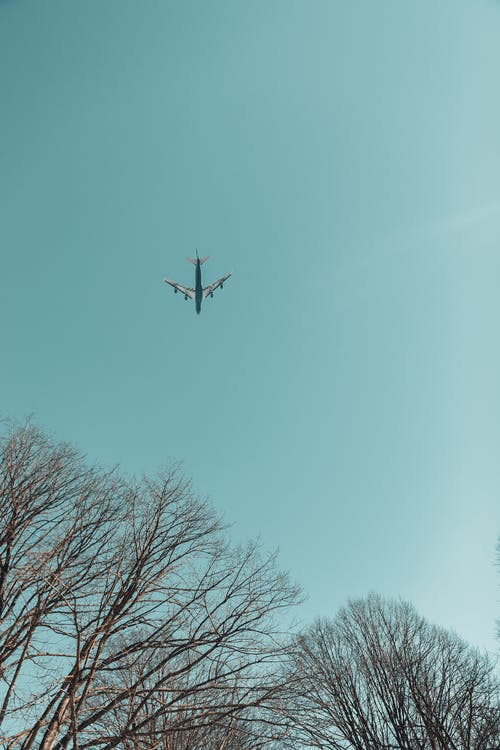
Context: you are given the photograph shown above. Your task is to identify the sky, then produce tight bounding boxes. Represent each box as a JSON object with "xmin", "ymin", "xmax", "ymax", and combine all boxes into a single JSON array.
[{"xmin": 1, "ymin": 0, "xmax": 499, "ymax": 655}]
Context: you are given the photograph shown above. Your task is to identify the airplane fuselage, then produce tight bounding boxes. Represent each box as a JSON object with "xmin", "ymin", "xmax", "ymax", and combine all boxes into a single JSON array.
[{"xmin": 195, "ymin": 259, "xmax": 203, "ymax": 314}]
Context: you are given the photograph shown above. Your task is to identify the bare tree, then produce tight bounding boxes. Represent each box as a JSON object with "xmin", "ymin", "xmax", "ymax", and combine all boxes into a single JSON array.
[
  {"xmin": 286, "ymin": 594, "xmax": 499, "ymax": 750},
  {"xmin": 96, "ymin": 656, "xmax": 287, "ymax": 750},
  {"xmin": 0, "ymin": 422, "xmax": 299, "ymax": 750}
]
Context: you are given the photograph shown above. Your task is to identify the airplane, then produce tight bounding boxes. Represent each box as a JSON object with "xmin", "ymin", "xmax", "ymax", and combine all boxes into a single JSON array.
[{"xmin": 164, "ymin": 251, "xmax": 231, "ymax": 315}]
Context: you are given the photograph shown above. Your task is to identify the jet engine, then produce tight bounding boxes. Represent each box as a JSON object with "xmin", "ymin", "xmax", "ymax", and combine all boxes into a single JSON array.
[
  {"xmin": 184, "ymin": 295, "xmax": 188, "ymax": 300},
  {"xmin": 174, "ymin": 288, "xmax": 177, "ymax": 293}
]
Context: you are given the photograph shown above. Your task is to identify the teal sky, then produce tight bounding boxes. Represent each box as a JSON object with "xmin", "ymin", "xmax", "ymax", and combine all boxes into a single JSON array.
[{"xmin": 1, "ymin": 0, "xmax": 499, "ymax": 654}]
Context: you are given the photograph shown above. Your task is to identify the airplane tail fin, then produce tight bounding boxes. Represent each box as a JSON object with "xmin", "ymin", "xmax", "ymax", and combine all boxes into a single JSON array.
[{"xmin": 187, "ymin": 255, "xmax": 209, "ymax": 265}]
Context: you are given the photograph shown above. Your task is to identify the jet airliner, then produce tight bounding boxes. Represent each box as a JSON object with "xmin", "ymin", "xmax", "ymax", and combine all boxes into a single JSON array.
[{"xmin": 164, "ymin": 252, "xmax": 231, "ymax": 314}]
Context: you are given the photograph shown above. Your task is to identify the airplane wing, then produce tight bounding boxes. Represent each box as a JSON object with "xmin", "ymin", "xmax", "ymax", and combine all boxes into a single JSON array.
[
  {"xmin": 164, "ymin": 278, "xmax": 195, "ymax": 299},
  {"xmin": 203, "ymin": 273, "xmax": 232, "ymax": 299}
]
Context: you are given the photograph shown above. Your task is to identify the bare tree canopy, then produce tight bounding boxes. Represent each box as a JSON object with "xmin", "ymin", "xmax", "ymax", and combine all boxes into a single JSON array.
[
  {"xmin": 287, "ymin": 594, "xmax": 499, "ymax": 750},
  {"xmin": 0, "ymin": 422, "xmax": 300, "ymax": 750}
]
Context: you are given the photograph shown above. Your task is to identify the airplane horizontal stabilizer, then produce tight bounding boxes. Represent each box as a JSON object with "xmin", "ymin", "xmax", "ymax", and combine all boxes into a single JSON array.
[{"xmin": 187, "ymin": 256, "xmax": 209, "ymax": 265}]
